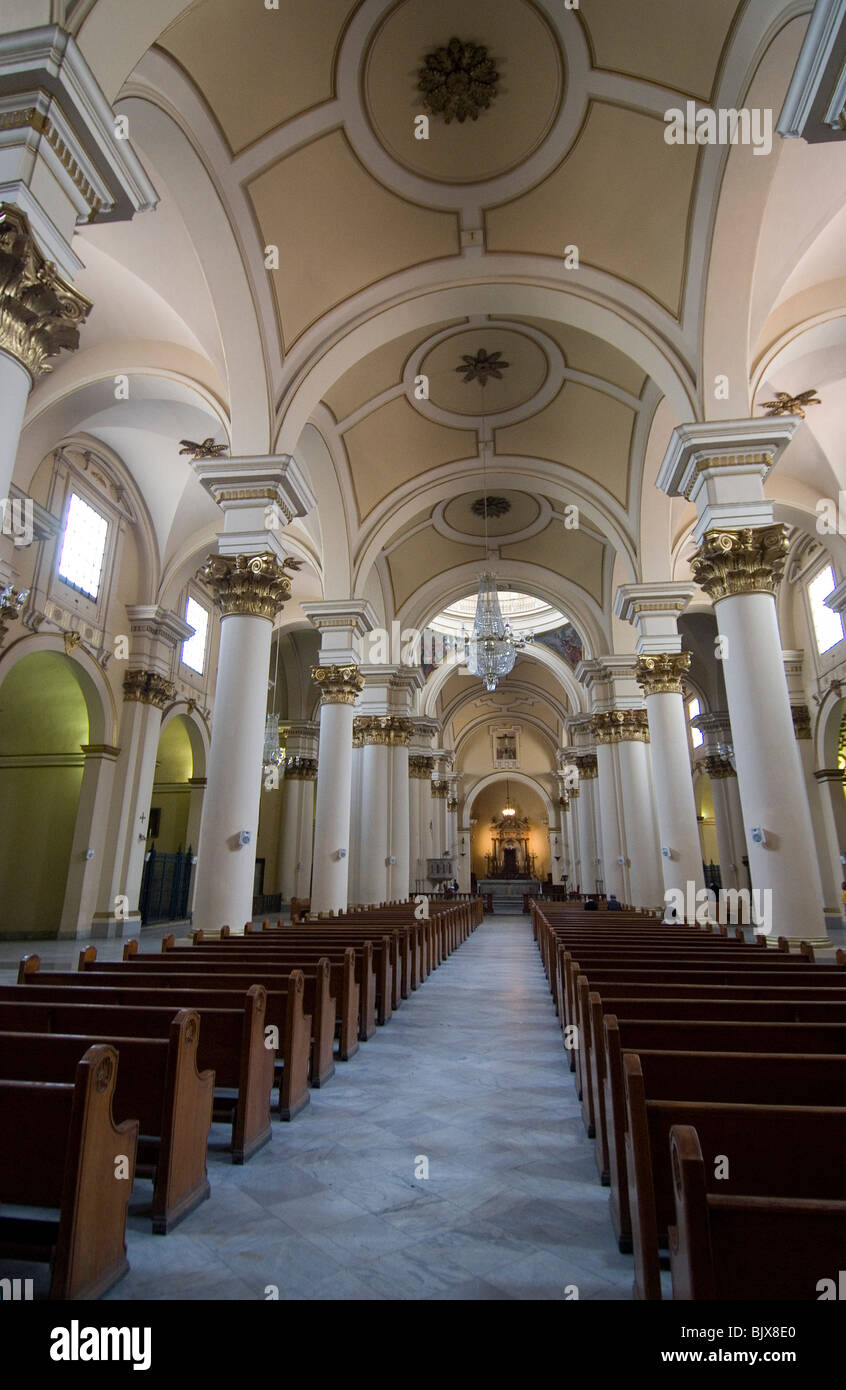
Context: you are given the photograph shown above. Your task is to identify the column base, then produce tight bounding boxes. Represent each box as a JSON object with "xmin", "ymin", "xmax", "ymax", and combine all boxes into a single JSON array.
[{"xmin": 90, "ymin": 912, "xmax": 142, "ymax": 940}]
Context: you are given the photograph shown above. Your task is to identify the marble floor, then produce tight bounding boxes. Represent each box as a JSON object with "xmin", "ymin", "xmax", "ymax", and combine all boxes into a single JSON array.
[{"xmin": 3, "ymin": 914, "xmax": 637, "ymax": 1301}]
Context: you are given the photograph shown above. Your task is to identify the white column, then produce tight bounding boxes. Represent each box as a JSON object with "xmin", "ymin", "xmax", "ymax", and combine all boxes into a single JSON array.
[
  {"xmin": 310, "ymin": 668, "xmax": 362, "ymax": 914},
  {"xmin": 279, "ymin": 770, "xmax": 317, "ymax": 902},
  {"xmin": 594, "ymin": 740, "xmax": 627, "ymax": 901},
  {"xmin": 358, "ymin": 730, "xmax": 390, "ymax": 905},
  {"xmin": 792, "ymin": 705, "xmax": 841, "ymax": 916},
  {"xmin": 58, "ymin": 744, "xmax": 120, "ymax": 938},
  {"xmin": 185, "ymin": 776, "xmax": 205, "ymax": 913},
  {"xmin": 616, "ymin": 734, "xmax": 664, "ymax": 909},
  {"xmin": 573, "ymin": 755, "xmax": 599, "ymax": 892},
  {"xmin": 431, "ymin": 777, "xmax": 448, "ymax": 857},
  {"xmin": 389, "ymin": 733, "xmax": 411, "ymax": 901},
  {"xmin": 408, "ymin": 761, "xmax": 421, "ymax": 893},
  {"xmin": 0, "ymin": 351, "xmax": 31, "ymax": 508},
  {"xmin": 194, "ymin": 607, "xmax": 275, "ymax": 930},
  {"xmin": 92, "ymin": 680, "xmax": 168, "ymax": 937},
  {"xmin": 658, "ymin": 418, "xmax": 826, "ymax": 942}
]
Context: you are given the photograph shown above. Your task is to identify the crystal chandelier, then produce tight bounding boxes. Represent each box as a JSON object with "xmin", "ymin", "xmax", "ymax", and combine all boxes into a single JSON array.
[
  {"xmin": 461, "ymin": 419, "xmax": 532, "ymax": 692},
  {"xmin": 465, "ymin": 572, "xmax": 530, "ymax": 691},
  {"xmin": 502, "ymin": 779, "xmax": 516, "ymax": 818}
]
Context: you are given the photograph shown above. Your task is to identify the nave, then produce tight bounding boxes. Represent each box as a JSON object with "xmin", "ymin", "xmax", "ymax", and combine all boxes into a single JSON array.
[{"xmin": 4, "ymin": 917, "xmax": 632, "ymax": 1303}]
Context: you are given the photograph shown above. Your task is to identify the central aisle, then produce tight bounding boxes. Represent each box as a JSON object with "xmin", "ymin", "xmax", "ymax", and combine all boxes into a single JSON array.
[{"xmin": 107, "ymin": 916, "xmax": 634, "ymax": 1300}]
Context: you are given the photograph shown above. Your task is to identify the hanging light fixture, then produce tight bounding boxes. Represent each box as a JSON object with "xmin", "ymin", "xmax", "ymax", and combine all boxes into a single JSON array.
[
  {"xmin": 463, "ymin": 423, "xmax": 532, "ymax": 691},
  {"xmin": 502, "ymin": 779, "xmax": 516, "ymax": 818},
  {"xmin": 263, "ymin": 627, "xmax": 285, "ymax": 769}
]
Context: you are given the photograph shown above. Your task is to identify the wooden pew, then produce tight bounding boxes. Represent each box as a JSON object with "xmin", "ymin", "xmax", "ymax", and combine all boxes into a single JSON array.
[
  {"xmin": 103, "ymin": 945, "xmax": 337, "ymax": 1087},
  {"xmin": 604, "ymin": 1017, "xmax": 846, "ymax": 1252},
  {"xmin": 163, "ymin": 940, "xmax": 360, "ymax": 1063},
  {"xmin": 668, "ymin": 1123, "xmax": 846, "ymax": 1300},
  {"xmin": 0, "ymin": 1043, "xmax": 137, "ymax": 1299},
  {"xmin": 587, "ymin": 989, "xmax": 846, "ymax": 1185},
  {"xmin": 623, "ymin": 1051, "xmax": 846, "ymax": 1298},
  {"xmin": 571, "ymin": 961, "xmax": 846, "ymax": 1114},
  {"xmin": 3, "ymin": 977, "xmax": 276, "ymax": 1160},
  {"xmin": 28, "ymin": 956, "xmax": 310, "ymax": 1124},
  {"xmin": 0, "ymin": 1009, "xmax": 213, "ymax": 1234}
]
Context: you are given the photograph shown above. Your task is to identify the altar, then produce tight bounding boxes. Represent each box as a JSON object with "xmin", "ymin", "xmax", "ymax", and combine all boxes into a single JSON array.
[{"xmin": 478, "ymin": 878, "xmax": 542, "ymax": 913}]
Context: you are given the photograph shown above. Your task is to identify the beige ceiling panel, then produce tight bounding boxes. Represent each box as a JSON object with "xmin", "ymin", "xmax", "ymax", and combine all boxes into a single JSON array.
[
  {"xmin": 501, "ymin": 520, "xmax": 604, "ymax": 603},
  {"xmin": 388, "ymin": 527, "xmax": 485, "ymax": 611},
  {"xmin": 495, "ymin": 380, "xmax": 634, "ymax": 505},
  {"xmin": 344, "ymin": 396, "xmax": 476, "ymax": 520},
  {"xmin": 249, "ymin": 131, "xmax": 460, "ymax": 348},
  {"xmin": 159, "ymin": 0, "xmax": 357, "ymax": 153},
  {"xmin": 581, "ymin": 0, "xmax": 742, "ymax": 101},
  {"xmin": 323, "ymin": 319, "xmax": 465, "ymax": 423},
  {"xmin": 514, "ymin": 318, "xmax": 647, "ymax": 398},
  {"xmin": 485, "ymin": 103, "xmax": 697, "ymax": 316},
  {"xmin": 365, "ymin": 0, "xmax": 563, "ymax": 185}
]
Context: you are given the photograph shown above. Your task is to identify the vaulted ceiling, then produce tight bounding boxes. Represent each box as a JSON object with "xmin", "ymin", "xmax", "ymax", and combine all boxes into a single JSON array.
[{"xmin": 16, "ymin": 0, "xmax": 846, "ymax": 747}]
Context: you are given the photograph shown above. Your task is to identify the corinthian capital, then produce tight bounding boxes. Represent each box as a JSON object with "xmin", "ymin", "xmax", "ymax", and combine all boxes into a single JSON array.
[
  {"xmin": 0, "ymin": 205, "xmax": 91, "ymax": 376},
  {"xmin": 592, "ymin": 709, "xmax": 650, "ymax": 744},
  {"xmin": 200, "ymin": 552, "xmax": 299, "ymax": 620},
  {"xmin": 635, "ymin": 652, "xmax": 691, "ymax": 696},
  {"xmin": 123, "ymin": 669, "xmax": 175, "ymax": 709},
  {"xmin": 311, "ymin": 664, "xmax": 364, "ymax": 705},
  {"xmin": 691, "ymin": 526, "xmax": 789, "ymax": 603}
]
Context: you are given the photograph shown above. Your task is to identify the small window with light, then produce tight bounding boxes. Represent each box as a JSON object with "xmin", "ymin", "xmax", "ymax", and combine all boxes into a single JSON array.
[
  {"xmin": 182, "ymin": 596, "xmax": 209, "ymax": 675},
  {"xmin": 687, "ymin": 696, "xmax": 703, "ymax": 749},
  {"xmin": 808, "ymin": 566, "xmax": 844, "ymax": 655},
  {"xmin": 57, "ymin": 492, "xmax": 108, "ymax": 600}
]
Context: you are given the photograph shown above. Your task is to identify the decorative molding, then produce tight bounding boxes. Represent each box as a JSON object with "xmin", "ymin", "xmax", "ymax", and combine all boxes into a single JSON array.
[
  {"xmin": 409, "ymin": 754, "xmax": 436, "ymax": 778},
  {"xmin": 455, "ymin": 348, "xmax": 510, "ymax": 386},
  {"xmin": 815, "ymin": 766, "xmax": 846, "ymax": 784},
  {"xmin": 310, "ymin": 663, "xmax": 364, "ymax": 705},
  {"xmin": 0, "ymin": 203, "xmax": 91, "ymax": 377},
  {"xmin": 635, "ymin": 652, "xmax": 691, "ymax": 696},
  {"xmin": 592, "ymin": 709, "xmax": 650, "ymax": 744},
  {"xmin": 571, "ymin": 752, "xmax": 598, "ymax": 779},
  {"xmin": 696, "ymin": 754, "xmax": 736, "ymax": 780},
  {"xmin": 122, "ymin": 669, "xmax": 175, "ymax": 709},
  {"xmin": 759, "ymin": 389, "xmax": 821, "ymax": 418},
  {"xmin": 417, "ymin": 38, "xmax": 499, "ymax": 124},
  {"xmin": 691, "ymin": 526, "xmax": 789, "ymax": 603},
  {"xmin": 353, "ymin": 715, "xmax": 413, "ymax": 747},
  {"xmin": 284, "ymin": 755, "xmax": 318, "ymax": 780},
  {"xmin": 200, "ymin": 552, "xmax": 300, "ymax": 621}
]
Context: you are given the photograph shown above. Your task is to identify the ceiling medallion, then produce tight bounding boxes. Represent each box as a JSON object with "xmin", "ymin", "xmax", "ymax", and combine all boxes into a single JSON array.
[
  {"xmin": 418, "ymin": 38, "xmax": 499, "ymax": 124},
  {"xmin": 455, "ymin": 348, "xmax": 510, "ymax": 386},
  {"xmin": 471, "ymin": 495, "xmax": 511, "ymax": 519}
]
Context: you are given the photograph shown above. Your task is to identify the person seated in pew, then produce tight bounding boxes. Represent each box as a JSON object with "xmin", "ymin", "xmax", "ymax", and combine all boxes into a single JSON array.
[
  {"xmin": 584, "ymin": 898, "xmax": 599, "ymax": 911},
  {"xmin": 607, "ymin": 895, "xmax": 622, "ymax": 912}
]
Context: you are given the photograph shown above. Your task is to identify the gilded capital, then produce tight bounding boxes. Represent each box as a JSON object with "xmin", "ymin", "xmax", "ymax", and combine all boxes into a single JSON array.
[
  {"xmin": 592, "ymin": 709, "xmax": 650, "ymax": 744},
  {"xmin": 284, "ymin": 755, "xmax": 318, "ymax": 780},
  {"xmin": 0, "ymin": 204, "xmax": 92, "ymax": 377},
  {"xmin": 791, "ymin": 704, "xmax": 812, "ymax": 740},
  {"xmin": 697, "ymin": 753, "xmax": 736, "ymax": 779},
  {"xmin": 431, "ymin": 780, "xmax": 449, "ymax": 798},
  {"xmin": 123, "ymin": 669, "xmax": 175, "ymax": 709},
  {"xmin": 353, "ymin": 715, "xmax": 413, "ymax": 747},
  {"xmin": 691, "ymin": 526, "xmax": 789, "ymax": 603},
  {"xmin": 571, "ymin": 752, "xmax": 598, "ymax": 780},
  {"xmin": 201, "ymin": 552, "xmax": 298, "ymax": 620},
  {"xmin": 567, "ymin": 782, "xmax": 580, "ymax": 799},
  {"xmin": 311, "ymin": 663, "xmax": 364, "ymax": 705},
  {"xmin": 446, "ymin": 796, "xmax": 459, "ymax": 813},
  {"xmin": 409, "ymin": 754, "xmax": 435, "ymax": 778},
  {"xmin": 636, "ymin": 652, "xmax": 691, "ymax": 697}
]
